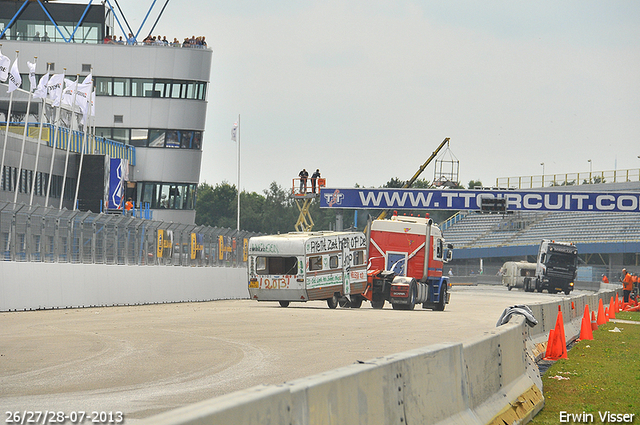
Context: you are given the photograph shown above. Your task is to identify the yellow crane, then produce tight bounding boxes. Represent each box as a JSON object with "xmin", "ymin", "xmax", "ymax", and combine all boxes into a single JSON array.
[{"xmin": 374, "ymin": 137, "xmax": 450, "ymax": 222}]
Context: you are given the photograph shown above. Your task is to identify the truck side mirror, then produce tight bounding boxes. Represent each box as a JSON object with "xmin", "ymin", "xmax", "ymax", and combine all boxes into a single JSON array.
[{"xmin": 444, "ymin": 247, "xmax": 453, "ymax": 262}]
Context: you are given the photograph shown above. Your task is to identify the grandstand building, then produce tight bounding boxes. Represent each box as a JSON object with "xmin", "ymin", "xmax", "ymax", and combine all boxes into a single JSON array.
[
  {"xmin": 442, "ymin": 181, "xmax": 640, "ymax": 280},
  {"xmin": 0, "ymin": 0, "xmax": 211, "ymax": 224}
]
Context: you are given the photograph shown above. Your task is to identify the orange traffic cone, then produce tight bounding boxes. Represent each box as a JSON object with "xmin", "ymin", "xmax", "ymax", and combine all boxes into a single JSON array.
[
  {"xmin": 579, "ymin": 305, "xmax": 593, "ymax": 340},
  {"xmin": 544, "ymin": 328, "xmax": 556, "ymax": 359},
  {"xmin": 544, "ymin": 309, "xmax": 568, "ymax": 360},
  {"xmin": 609, "ymin": 297, "xmax": 616, "ymax": 319},
  {"xmin": 605, "ymin": 307, "xmax": 609, "ymax": 322},
  {"xmin": 591, "ymin": 311, "xmax": 598, "ymax": 331},
  {"xmin": 597, "ymin": 298, "xmax": 606, "ymax": 326}
]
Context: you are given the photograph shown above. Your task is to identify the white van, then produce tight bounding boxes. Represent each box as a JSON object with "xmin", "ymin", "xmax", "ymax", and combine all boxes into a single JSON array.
[
  {"xmin": 500, "ymin": 261, "xmax": 537, "ymax": 291},
  {"xmin": 248, "ymin": 231, "xmax": 368, "ymax": 308}
]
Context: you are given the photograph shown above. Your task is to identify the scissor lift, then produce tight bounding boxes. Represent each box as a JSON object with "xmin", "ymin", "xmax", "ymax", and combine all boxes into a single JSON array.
[{"xmin": 291, "ymin": 177, "xmax": 325, "ymax": 232}]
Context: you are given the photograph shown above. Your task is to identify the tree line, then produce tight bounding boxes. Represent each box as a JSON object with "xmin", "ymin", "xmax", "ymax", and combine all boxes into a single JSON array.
[{"xmin": 195, "ymin": 179, "xmax": 483, "ymax": 234}]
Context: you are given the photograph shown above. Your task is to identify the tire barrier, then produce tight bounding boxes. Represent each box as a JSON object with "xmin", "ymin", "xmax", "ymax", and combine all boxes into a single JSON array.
[{"xmin": 141, "ymin": 287, "xmax": 621, "ymax": 425}]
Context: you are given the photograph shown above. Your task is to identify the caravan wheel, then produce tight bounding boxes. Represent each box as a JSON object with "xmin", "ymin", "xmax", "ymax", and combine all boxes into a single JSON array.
[{"xmin": 327, "ymin": 294, "xmax": 339, "ymax": 309}]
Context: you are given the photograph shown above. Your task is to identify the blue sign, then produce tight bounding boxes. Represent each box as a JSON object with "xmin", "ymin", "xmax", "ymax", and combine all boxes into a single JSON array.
[
  {"xmin": 108, "ymin": 158, "xmax": 124, "ymax": 209},
  {"xmin": 319, "ymin": 188, "xmax": 640, "ymax": 213}
]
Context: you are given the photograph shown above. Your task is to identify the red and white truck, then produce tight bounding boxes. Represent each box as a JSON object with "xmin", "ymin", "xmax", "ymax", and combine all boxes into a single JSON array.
[
  {"xmin": 247, "ymin": 214, "xmax": 453, "ymax": 310},
  {"xmin": 364, "ymin": 213, "xmax": 453, "ymax": 310}
]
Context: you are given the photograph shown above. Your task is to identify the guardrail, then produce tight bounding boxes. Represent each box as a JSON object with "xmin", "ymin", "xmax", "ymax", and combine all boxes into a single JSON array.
[
  {"xmin": 1, "ymin": 123, "xmax": 136, "ymax": 165},
  {"xmin": 139, "ymin": 288, "xmax": 620, "ymax": 425},
  {"xmin": 1, "ymin": 201, "xmax": 259, "ymax": 267},
  {"xmin": 496, "ymin": 168, "xmax": 640, "ymax": 189}
]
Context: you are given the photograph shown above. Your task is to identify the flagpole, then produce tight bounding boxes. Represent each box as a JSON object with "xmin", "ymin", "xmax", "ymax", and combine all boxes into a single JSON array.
[
  {"xmin": 236, "ymin": 114, "xmax": 240, "ymax": 232},
  {"xmin": 0, "ymin": 50, "xmax": 18, "ymax": 195},
  {"xmin": 30, "ymin": 62, "xmax": 51, "ymax": 206},
  {"xmin": 14, "ymin": 56, "xmax": 37, "ymax": 204},
  {"xmin": 45, "ymin": 68, "xmax": 66, "ymax": 208},
  {"xmin": 59, "ymin": 74, "xmax": 80, "ymax": 209},
  {"xmin": 74, "ymin": 72, "xmax": 93, "ymax": 210}
]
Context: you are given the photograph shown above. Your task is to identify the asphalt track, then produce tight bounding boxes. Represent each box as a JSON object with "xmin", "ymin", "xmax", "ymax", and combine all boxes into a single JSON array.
[{"xmin": 0, "ymin": 285, "xmax": 585, "ymax": 423}]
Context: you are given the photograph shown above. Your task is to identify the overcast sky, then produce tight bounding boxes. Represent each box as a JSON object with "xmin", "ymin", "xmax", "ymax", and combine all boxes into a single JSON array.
[{"xmin": 106, "ymin": 1, "xmax": 640, "ymax": 193}]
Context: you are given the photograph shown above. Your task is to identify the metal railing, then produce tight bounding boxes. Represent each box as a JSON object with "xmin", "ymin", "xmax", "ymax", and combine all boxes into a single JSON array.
[
  {"xmin": 1, "ymin": 123, "xmax": 135, "ymax": 165},
  {"xmin": 496, "ymin": 168, "xmax": 640, "ymax": 189},
  {"xmin": 1, "ymin": 201, "xmax": 259, "ymax": 267}
]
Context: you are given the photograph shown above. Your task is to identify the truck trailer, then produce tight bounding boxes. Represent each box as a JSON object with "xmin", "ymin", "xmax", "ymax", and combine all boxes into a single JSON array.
[
  {"xmin": 247, "ymin": 231, "xmax": 368, "ymax": 308},
  {"xmin": 500, "ymin": 261, "xmax": 537, "ymax": 291}
]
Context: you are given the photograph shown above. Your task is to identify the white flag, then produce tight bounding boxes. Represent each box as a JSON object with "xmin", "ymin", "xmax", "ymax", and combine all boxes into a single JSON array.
[
  {"xmin": 33, "ymin": 72, "xmax": 50, "ymax": 99},
  {"xmin": 46, "ymin": 73, "xmax": 65, "ymax": 106},
  {"xmin": 75, "ymin": 81, "xmax": 92, "ymax": 117},
  {"xmin": 82, "ymin": 73, "xmax": 92, "ymax": 85},
  {"xmin": 7, "ymin": 58, "xmax": 22, "ymax": 93},
  {"xmin": 27, "ymin": 61, "xmax": 37, "ymax": 92},
  {"xmin": 61, "ymin": 78, "xmax": 79, "ymax": 109},
  {"xmin": 231, "ymin": 121, "xmax": 238, "ymax": 141},
  {"xmin": 0, "ymin": 50, "xmax": 9, "ymax": 82}
]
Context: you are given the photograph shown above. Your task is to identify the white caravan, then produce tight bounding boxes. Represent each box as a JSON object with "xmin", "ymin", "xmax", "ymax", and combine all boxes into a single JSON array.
[{"xmin": 248, "ymin": 231, "xmax": 368, "ymax": 308}]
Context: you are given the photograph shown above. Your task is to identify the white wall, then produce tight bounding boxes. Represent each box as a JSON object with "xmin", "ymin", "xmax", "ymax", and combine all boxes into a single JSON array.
[{"xmin": 0, "ymin": 262, "xmax": 248, "ymax": 311}]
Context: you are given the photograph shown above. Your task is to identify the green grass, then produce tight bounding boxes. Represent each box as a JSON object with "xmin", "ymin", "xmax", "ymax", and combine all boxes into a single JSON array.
[{"xmin": 531, "ymin": 312, "xmax": 640, "ymax": 424}]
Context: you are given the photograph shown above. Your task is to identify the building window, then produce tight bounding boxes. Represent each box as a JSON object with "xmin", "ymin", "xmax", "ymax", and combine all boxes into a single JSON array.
[
  {"xmin": 137, "ymin": 182, "xmax": 197, "ymax": 210},
  {"xmin": 95, "ymin": 77, "xmax": 207, "ymax": 100},
  {"xmin": 95, "ymin": 127, "xmax": 203, "ymax": 150}
]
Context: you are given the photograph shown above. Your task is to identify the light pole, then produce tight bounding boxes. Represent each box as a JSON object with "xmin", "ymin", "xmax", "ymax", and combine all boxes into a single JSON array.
[
  {"xmin": 540, "ymin": 162, "xmax": 545, "ymax": 187},
  {"xmin": 588, "ymin": 159, "xmax": 592, "ymax": 183}
]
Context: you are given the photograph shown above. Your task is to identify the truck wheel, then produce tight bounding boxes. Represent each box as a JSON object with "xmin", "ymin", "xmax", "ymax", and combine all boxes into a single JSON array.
[
  {"xmin": 407, "ymin": 283, "xmax": 417, "ymax": 310},
  {"xmin": 564, "ymin": 288, "xmax": 571, "ymax": 295},
  {"xmin": 508, "ymin": 285, "xmax": 513, "ymax": 291},
  {"xmin": 371, "ymin": 299, "xmax": 385, "ymax": 309},
  {"xmin": 350, "ymin": 296, "xmax": 363, "ymax": 308},
  {"xmin": 327, "ymin": 294, "xmax": 339, "ymax": 309},
  {"xmin": 433, "ymin": 286, "xmax": 447, "ymax": 311},
  {"xmin": 278, "ymin": 301, "xmax": 290, "ymax": 308}
]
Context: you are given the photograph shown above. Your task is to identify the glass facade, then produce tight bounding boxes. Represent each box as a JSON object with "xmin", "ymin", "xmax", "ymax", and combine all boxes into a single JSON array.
[
  {"xmin": 137, "ymin": 182, "xmax": 197, "ymax": 210},
  {"xmin": 96, "ymin": 128, "xmax": 202, "ymax": 150},
  {"xmin": 1, "ymin": 165, "xmax": 75, "ymax": 200},
  {"xmin": 0, "ymin": 2, "xmax": 109, "ymax": 43},
  {"xmin": 96, "ymin": 77, "xmax": 207, "ymax": 101}
]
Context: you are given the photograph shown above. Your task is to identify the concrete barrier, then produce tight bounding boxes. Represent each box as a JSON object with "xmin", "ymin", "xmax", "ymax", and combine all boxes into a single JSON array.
[
  {"xmin": 0, "ymin": 262, "xmax": 249, "ymax": 311},
  {"xmin": 140, "ymin": 288, "xmax": 622, "ymax": 425}
]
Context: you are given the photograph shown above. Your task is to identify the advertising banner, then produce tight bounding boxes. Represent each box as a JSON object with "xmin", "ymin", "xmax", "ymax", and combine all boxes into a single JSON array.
[
  {"xmin": 319, "ymin": 188, "xmax": 640, "ymax": 213},
  {"xmin": 108, "ymin": 158, "xmax": 124, "ymax": 209},
  {"xmin": 190, "ymin": 233, "xmax": 203, "ymax": 260}
]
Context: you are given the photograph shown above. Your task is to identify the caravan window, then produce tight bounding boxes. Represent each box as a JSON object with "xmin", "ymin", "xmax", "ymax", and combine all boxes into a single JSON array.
[
  {"xmin": 309, "ymin": 256, "xmax": 323, "ymax": 271},
  {"xmin": 329, "ymin": 255, "xmax": 339, "ymax": 269},
  {"xmin": 256, "ymin": 256, "xmax": 298, "ymax": 275},
  {"xmin": 353, "ymin": 250, "xmax": 365, "ymax": 266}
]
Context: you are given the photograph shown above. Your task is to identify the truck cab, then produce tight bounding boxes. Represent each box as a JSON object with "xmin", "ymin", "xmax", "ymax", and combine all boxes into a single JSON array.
[
  {"xmin": 367, "ymin": 214, "xmax": 453, "ymax": 310},
  {"xmin": 535, "ymin": 239, "xmax": 578, "ymax": 295}
]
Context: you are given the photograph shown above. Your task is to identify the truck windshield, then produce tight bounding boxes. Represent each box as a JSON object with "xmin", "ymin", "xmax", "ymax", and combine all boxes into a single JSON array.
[
  {"xmin": 547, "ymin": 253, "xmax": 576, "ymax": 267},
  {"xmin": 256, "ymin": 256, "xmax": 298, "ymax": 275}
]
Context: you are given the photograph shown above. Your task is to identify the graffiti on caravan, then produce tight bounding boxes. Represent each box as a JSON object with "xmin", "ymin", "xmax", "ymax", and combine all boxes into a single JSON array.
[{"xmin": 318, "ymin": 188, "xmax": 640, "ymax": 213}]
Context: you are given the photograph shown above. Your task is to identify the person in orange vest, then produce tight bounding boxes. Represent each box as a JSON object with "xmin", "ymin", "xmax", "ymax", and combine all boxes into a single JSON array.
[
  {"xmin": 125, "ymin": 198, "xmax": 133, "ymax": 215},
  {"xmin": 621, "ymin": 268, "xmax": 633, "ymax": 303},
  {"xmin": 601, "ymin": 274, "xmax": 609, "ymax": 284}
]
